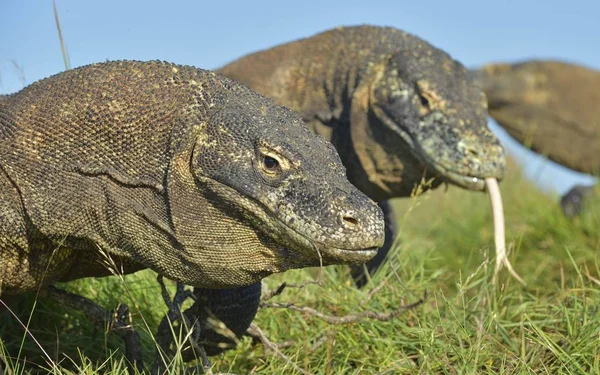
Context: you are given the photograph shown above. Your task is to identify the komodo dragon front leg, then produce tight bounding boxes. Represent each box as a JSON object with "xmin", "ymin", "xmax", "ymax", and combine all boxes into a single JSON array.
[
  {"xmin": 151, "ymin": 277, "xmax": 266, "ymax": 373},
  {"xmin": 153, "ymin": 281, "xmax": 262, "ymax": 367}
]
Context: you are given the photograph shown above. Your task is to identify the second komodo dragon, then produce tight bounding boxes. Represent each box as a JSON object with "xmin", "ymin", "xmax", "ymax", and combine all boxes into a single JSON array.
[{"xmin": 0, "ymin": 60, "xmax": 385, "ymax": 368}]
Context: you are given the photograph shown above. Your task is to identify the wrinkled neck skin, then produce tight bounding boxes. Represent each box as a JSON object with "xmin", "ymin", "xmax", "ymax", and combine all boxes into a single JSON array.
[{"xmin": 218, "ymin": 33, "xmax": 435, "ymax": 201}]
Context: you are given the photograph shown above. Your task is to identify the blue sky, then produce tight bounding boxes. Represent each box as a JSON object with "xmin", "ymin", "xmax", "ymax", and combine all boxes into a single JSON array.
[{"xmin": 1, "ymin": 0, "xmax": 598, "ymax": 195}]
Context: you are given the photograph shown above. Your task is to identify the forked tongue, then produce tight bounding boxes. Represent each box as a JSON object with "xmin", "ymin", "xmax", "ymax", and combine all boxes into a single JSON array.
[{"xmin": 485, "ymin": 178, "xmax": 526, "ymax": 285}]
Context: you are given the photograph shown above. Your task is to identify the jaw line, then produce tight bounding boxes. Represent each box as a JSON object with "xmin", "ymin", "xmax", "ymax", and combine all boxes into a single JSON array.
[
  {"xmin": 432, "ymin": 168, "xmax": 486, "ymax": 191},
  {"xmin": 319, "ymin": 246, "xmax": 379, "ymax": 263}
]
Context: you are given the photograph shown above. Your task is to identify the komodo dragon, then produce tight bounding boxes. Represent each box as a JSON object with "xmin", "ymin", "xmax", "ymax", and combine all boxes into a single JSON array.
[
  {"xmin": 172, "ymin": 25, "xmax": 514, "ymax": 359},
  {"xmin": 473, "ymin": 60, "xmax": 600, "ymax": 217},
  {"xmin": 0, "ymin": 60, "xmax": 385, "ymax": 371}
]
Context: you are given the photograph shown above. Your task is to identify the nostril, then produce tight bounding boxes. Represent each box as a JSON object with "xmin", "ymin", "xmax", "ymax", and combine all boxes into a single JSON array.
[{"xmin": 342, "ymin": 215, "xmax": 359, "ymax": 228}]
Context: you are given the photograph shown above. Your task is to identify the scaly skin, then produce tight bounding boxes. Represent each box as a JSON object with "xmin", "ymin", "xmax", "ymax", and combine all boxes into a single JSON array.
[
  {"xmin": 183, "ymin": 25, "xmax": 507, "ymax": 357},
  {"xmin": 0, "ymin": 60, "xmax": 385, "ymax": 296}
]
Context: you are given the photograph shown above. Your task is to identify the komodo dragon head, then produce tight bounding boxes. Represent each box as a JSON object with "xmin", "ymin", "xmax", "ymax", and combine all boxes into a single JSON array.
[
  {"xmin": 352, "ymin": 46, "xmax": 506, "ymax": 197},
  {"xmin": 181, "ymin": 86, "xmax": 385, "ymax": 287}
]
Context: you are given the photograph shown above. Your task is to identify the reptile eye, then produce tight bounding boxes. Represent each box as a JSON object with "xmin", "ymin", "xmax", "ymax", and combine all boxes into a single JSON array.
[{"xmin": 261, "ymin": 155, "xmax": 280, "ymax": 173}]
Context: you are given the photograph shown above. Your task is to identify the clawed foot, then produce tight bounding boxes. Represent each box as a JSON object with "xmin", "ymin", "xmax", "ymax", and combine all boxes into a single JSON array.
[
  {"xmin": 45, "ymin": 286, "xmax": 143, "ymax": 374},
  {"xmin": 151, "ymin": 276, "xmax": 210, "ymax": 374}
]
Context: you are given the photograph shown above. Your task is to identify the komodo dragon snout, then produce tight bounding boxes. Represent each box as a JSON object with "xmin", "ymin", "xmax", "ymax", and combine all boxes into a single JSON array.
[{"xmin": 366, "ymin": 48, "xmax": 506, "ymax": 191}]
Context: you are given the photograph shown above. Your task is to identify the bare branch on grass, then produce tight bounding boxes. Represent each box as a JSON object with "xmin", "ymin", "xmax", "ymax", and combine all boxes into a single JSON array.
[{"xmin": 247, "ymin": 323, "xmax": 312, "ymax": 375}]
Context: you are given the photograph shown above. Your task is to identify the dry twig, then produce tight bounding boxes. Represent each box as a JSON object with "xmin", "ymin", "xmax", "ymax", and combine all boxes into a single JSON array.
[
  {"xmin": 259, "ymin": 291, "xmax": 426, "ymax": 325},
  {"xmin": 247, "ymin": 323, "xmax": 312, "ymax": 375}
]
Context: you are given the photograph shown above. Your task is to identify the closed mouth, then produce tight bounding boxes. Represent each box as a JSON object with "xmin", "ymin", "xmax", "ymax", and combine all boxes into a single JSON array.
[
  {"xmin": 318, "ymin": 246, "xmax": 379, "ymax": 263},
  {"xmin": 431, "ymin": 167, "xmax": 487, "ymax": 191}
]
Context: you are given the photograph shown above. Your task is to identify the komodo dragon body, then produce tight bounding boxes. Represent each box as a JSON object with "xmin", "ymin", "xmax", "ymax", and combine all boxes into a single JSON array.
[
  {"xmin": 0, "ymin": 60, "xmax": 385, "ymax": 297},
  {"xmin": 474, "ymin": 60, "xmax": 600, "ymax": 216},
  {"xmin": 181, "ymin": 25, "xmax": 510, "ymax": 356}
]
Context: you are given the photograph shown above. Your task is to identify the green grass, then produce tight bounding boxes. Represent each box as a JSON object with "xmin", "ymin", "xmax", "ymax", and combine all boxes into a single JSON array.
[{"xmin": 1, "ymin": 160, "xmax": 599, "ymax": 374}]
